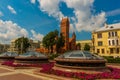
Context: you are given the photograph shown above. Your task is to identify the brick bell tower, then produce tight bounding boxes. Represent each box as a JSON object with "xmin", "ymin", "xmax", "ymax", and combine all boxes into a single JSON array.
[{"xmin": 60, "ymin": 17, "xmax": 69, "ymax": 51}]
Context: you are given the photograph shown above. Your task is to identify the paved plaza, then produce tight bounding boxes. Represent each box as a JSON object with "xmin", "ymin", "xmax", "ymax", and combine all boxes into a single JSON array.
[
  {"xmin": 0, "ymin": 63, "xmax": 120, "ymax": 80},
  {"xmin": 0, "ymin": 65, "xmax": 58, "ymax": 80}
]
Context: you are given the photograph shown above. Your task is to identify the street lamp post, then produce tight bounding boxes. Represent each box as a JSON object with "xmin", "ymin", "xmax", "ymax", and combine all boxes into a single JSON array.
[{"xmin": 21, "ymin": 37, "xmax": 24, "ymax": 54}]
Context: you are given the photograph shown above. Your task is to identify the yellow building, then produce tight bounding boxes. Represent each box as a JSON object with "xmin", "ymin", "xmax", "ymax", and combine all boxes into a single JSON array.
[
  {"xmin": 92, "ymin": 23, "xmax": 120, "ymax": 57},
  {"xmin": 76, "ymin": 40, "xmax": 92, "ymax": 51},
  {"xmin": 8, "ymin": 39, "xmax": 18, "ymax": 53}
]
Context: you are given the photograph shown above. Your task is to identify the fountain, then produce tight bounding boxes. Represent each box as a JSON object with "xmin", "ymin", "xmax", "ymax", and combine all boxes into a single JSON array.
[
  {"xmin": 0, "ymin": 52, "xmax": 18, "ymax": 62},
  {"xmin": 15, "ymin": 51, "xmax": 48, "ymax": 64},
  {"xmin": 54, "ymin": 50, "xmax": 108, "ymax": 73}
]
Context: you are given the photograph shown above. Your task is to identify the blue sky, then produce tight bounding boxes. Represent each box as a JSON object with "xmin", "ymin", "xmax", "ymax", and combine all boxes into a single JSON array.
[{"xmin": 0, "ymin": 0, "xmax": 120, "ymax": 44}]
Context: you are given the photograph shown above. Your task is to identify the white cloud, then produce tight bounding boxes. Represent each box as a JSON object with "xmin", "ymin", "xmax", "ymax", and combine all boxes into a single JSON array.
[
  {"xmin": 106, "ymin": 8, "xmax": 120, "ymax": 17},
  {"xmin": 30, "ymin": 0, "xmax": 36, "ymax": 4},
  {"xmin": 7, "ymin": 5, "xmax": 17, "ymax": 14},
  {"xmin": 0, "ymin": 11, "xmax": 3, "ymax": 17},
  {"xmin": 69, "ymin": 23, "xmax": 75, "ymax": 33},
  {"xmin": 31, "ymin": 30, "xmax": 44, "ymax": 41},
  {"xmin": 37, "ymin": 0, "xmax": 106, "ymax": 32},
  {"xmin": 0, "ymin": 20, "xmax": 44, "ymax": 44},
  {"xmin": 75, "ymin": 12, "xmax": 106, "ymax": 31},
  {"xmin": 0, "ymin": 20, "xmax": 28, "ymax": 43},
  {"xmin": 38, "ymin": 0, "xmax": 64, "ymax": 20},
  {"xmin": 63, "ymin": 0, "xmax": 106, "ymax": 32}
]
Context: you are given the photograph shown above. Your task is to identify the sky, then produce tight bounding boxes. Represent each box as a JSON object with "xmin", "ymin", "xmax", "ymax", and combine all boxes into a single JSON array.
[{"xmin": 0, "ymin": 0, "xmax": 120, "ymax": 44}]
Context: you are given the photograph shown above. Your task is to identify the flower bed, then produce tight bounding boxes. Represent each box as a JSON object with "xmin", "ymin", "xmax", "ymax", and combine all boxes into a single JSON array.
[
  {"xmin": 1, "ymin": 60, "xmax": 42, "ymax": 67},
  {"xmin": 40, "ymin": 63, "xmax": 120, "ymax": 79},
  {"xmin": 1, "ymin": 60, "xmax": 14, "ymax": 66},
  {"xmin": 1, "ymin": 61, "xmax": 120, "ymax": 79}
]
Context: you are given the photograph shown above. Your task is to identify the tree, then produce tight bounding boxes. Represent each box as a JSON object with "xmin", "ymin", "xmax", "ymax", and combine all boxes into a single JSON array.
[
  {"xmin": 84, "ymin": 43, "xmax": 90, "ymax": 51},
  {"xmin": 42, "ymin": 30, "xmax": 58, "ymax": 53},
  {"xmin": 76, "ymin": 43, "xmax": 81, "ymax": 50},
  {"xmin": 56, "ymin": 33, "xmax": 65, "ymax": 53},
  {"xmin": 15, "ymin": 37, "xmax": 31, "ymax": 54}
]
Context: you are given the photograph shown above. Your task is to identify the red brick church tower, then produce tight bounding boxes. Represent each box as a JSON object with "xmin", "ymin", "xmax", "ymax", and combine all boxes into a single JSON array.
[
  {"xmin": 60, "ymin": 17, "xmax": 76, "ymax": 52},
  {"xmin": 36, "ymin": 17, "xmax": 76, "ymax": 53},
  {"xmin": 60, "ymin": 17, "xmax": 69, "ymax": 51}
]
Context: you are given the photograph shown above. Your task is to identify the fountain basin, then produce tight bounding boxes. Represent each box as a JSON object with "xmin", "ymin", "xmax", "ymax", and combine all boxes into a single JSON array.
[
  {"xmin": 15, "ymin": 51, "xmax": 48, "ymax": 64},
  {"xmin": 54, "ymin": 51, "xmax": 107, "ymax": 70}
]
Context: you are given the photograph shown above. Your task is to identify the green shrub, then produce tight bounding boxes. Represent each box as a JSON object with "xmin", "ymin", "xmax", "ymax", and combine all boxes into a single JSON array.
[
  {"xmin": 48, "ymin": 53, "xmax": 60, "ymax": 60},
  {"xmin": 103, "ymin": 56, "xmax": 120, "ymax": 63}
]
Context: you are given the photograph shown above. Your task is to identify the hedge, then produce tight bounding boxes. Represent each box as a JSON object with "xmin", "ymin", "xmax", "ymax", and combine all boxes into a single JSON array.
[{"xmin": 103, "ymin": 56, "xmax": 120, "ymax": 63}]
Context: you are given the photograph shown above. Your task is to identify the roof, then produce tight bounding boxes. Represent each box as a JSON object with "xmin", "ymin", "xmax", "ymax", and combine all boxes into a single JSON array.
[
  {"xmin": 95, "ymin": 23, "xmax": 120, "ymax": 32},
  {"xmin": 19, "ymin": 51, "xmax": 47, "ymax": 57},
  {"xmin": 69, "ymin": 38, "xmax": 73, "ymax": 42},
  {"xmin": 57, "ymin": 50, "xmax": 104, "ymax": 60},
  {"xmin": 0, "ymin": 52, "xmax": 18, "ymax": 57},
  {"xmin": 76, "ymin": 40, "xmax": 92, "ymax": 44},
  {"xmin": 11, "ymin": 39, "xmax": 17, "ymax": 42}
]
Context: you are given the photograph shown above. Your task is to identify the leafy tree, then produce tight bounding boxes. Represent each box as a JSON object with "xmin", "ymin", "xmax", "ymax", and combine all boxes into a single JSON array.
[
  {"xmin": 56, "ymin": 33, "xmax": 65, "ymax": 53},
  {"xmin": 42, "ymin": 30, "xmax": 58, "ymax": 53},
  {"xmin": 84, "ymin": 43, "xmax": 90, "ymax": 51},
  {"xmin": 15, "ymin": 37, "xmax": 31, "ymax": 54},
  {"xmin": 76, "ymin": 43, "xmax": 81, "ymax": 50}
]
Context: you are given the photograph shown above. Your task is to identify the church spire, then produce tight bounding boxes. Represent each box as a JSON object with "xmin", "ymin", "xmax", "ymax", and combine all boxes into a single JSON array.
[{"xmin": 72, "ymin": 32, "xmax": 76, "ymax": 38}]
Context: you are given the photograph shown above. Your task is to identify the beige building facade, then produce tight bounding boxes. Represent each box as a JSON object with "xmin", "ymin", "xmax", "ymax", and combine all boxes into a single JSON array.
[
  {"xmin": 8, "ymin": 38, "xmax": 40, "ymax": 53},
  {"xmin": 76, "ymin": 40, "xmax": 92, "ymax": 52},
  {"xmin": 8, "ymin": 39, "xmax": 18, "ymax": 53}
]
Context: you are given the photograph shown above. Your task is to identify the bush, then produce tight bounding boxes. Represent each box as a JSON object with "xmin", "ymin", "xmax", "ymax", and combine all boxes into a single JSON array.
[
  {"xmin": 103, "ymin": 56, "xmax": 120, "ymax": 63},
  {"xmin": 48, "ymin": 53, "xmax": 60, "ymax": 60}
]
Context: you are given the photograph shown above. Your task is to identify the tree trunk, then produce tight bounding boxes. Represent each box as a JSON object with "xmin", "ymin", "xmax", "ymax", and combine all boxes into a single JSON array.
[
  {"xmin": 56, "ymin": 48, "xmax": 58, "ymax": 53},
  {"xmin": 48, "ymin": 47, "xmax": 50, "ymax": 54},
  {"xmin": 50, "ymin": 46, "xmax": 53, "ymax": 53}
]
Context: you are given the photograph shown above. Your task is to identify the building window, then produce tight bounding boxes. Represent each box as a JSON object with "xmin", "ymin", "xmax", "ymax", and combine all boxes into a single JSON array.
[
  {"xmin": 116, "ymin": 40, "xmax": 119, "ymax": 45},
  {"xmin": 116, "ymin": 48, "xmax": 119, "ymax": 53},
  {"xmin": 98, "ymin": 41, "xmax": 103, "ymax": 46},
  {"xmin": 102, "ymin": 49, "xmax": 104, "ymax": 54},
  {"xmin": 115, "ymin": 32, "xmax": 117, "ymax": 36},
  {"xmin": 97, "ymin": 49, "xmax": 100, "ymax": 53},
  {"xmin": 112, "ymin": 40, "xmax": 115, "ymax": 45},
  {"xmin": 108, "ymin": 40, "xmax": 111, "ymax": 46},
  {"xmin": 108, "ymin": 32, "xmax": 111, "ymax": 37},
  {"xmin": 112, "ymin": 32, "xmax": 114, "ymax": 37},
  {"xmin": 110, "ymin": 48, "xmax": 114, "ymax": 53},
  {"xmin": 109, "ymin": 31, "xmax": 117, "ymax": 37},
  {"xmin": 97, "ymin": 33, "xmax": 102, "ymax": 38}
]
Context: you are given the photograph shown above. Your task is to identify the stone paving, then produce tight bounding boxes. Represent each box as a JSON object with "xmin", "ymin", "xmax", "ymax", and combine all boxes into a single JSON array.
[
  {"xmin": 0, "ymin": 63, "xmax": 120, "ymax": 80},
  {"xmin": 0, "ymin": 65, "xmax": 58, "ymax": 80}
]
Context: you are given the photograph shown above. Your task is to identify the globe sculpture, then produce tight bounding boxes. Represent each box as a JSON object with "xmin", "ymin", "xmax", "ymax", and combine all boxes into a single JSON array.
[
  {"xmin": 15, "ymin": 51, "xmax": 48, "ymax": 64},
  {"xmin": 54, "ymin": 51, "xmax": 107, "ymax": 72}
]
